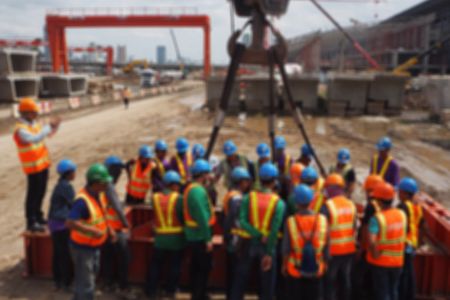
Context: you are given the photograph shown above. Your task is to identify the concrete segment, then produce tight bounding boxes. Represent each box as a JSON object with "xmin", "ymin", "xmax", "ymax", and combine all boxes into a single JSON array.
[
  {"xmin": 0, "ymin": 48, "xmax": 37, "ymax": 75},
  {"xmin": 422, "ymin": 75, "xmax": 450, "ymax": 116},
  {"xmin": 40, "ymin": 74, "xmax": 88, "ymax": 97},
  {"xmin": 368, "ymin": 73, "xmax": 409, "ymax": 109},
  {"xmin": 327, "ymin": 73, "xmax": 373, "ymax": 112},
  {"xmin": 0, "ymin": 75, "xmax": 40, "ymax": 102},
  {"xmin": 283, "ymin": 74, "xmax": 320, "ymax": 112}
]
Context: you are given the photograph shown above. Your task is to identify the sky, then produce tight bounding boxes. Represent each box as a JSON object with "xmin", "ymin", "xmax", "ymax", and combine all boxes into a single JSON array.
[{"xmin": 0, "ymin": 0, "xmax": 425, "ymax": 64}]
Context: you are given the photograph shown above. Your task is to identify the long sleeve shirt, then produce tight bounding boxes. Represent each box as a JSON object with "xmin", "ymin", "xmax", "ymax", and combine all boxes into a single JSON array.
[
  {"xmin": 239, "ymin": 190, "xmax": 286, "ymax": 256},
  {"xmin": 17, "ymin": 118, "xmax": 52, "ymax": 143},
  {"xmin": 184, "ymin": 184, "xmax": 213, "ymax": 243},
  {"xmin": 104, "ymin": 183, "xmax": 130, "ymax": 228}
]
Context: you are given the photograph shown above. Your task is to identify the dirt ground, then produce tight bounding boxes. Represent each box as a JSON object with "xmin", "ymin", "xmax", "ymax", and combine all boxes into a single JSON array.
[{"xmin": 0, "ymin": 81, "xmax": 449, "ymax": 299}]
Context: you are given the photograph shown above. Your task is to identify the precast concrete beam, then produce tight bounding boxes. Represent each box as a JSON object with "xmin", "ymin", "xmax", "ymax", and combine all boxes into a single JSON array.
[
  {"xmin": 0, "ymin": 48, "xmax": 37, "ymax": 75},
  {"xmin": 0, "ymin": 75, "xmax": 39, "ymax": 102},
  {"xmin": 283, "ymin": 74, "xmax": 320, "ymax": 113},
  {"xmin": 368, "ymin": 72, "xmax": 409, "ymax": 109},
  {"xmin": 40, "ymin": 74, "xmax": 88, "ymax": 97},
  {"xmin": 206, "ymin": 76, "xmax": 239, "ymax": 113}
]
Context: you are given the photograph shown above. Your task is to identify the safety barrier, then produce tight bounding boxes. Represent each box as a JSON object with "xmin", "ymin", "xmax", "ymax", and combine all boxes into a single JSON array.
[{"xmin": 22, "ymin": 194, "xmax": 450, "ymax": 298}]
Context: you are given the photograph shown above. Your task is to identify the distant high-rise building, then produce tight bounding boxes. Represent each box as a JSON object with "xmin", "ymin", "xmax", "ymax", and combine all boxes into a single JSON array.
[
  {"xmin": 156, "ymin": 45, "xmax": 166, "ymax": 65},
  {"xmin": 117, "ymin": 45, "xmax": 127, "ymax": 64}
]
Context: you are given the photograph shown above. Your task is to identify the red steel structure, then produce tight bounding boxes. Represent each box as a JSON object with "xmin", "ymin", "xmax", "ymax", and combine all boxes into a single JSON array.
[
  {"xmin": 46, "ymin": 8, "xmax": 211, "ymax": 78},
  {"xmin": 69, "ymin": 46, "xmax": 114, "ymax": 75},
  {"xmin": 0, "ymin": 39, "xmax": 47, "ymax": 48}
]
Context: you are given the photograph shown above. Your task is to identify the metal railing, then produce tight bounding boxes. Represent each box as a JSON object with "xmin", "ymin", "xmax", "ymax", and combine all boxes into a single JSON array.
[{"xmin": 47, "ymin": 7, "xmax": 199, "ymax": 17}]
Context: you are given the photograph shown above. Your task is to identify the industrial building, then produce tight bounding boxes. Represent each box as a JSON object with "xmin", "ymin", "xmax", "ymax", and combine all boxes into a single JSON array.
[{"xmin": 288, "ymin": 0, "xmax": 450, "ymax": 74}]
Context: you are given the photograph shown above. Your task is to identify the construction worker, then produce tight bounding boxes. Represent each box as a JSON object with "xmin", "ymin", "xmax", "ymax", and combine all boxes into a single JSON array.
[
  {"xmin": 222, "ymin": 167, "xmax": 252, "ymax": 299},
  {"xmin": 14, "ymin": 97, "xmax": 61, "ymax": 231},
  {"xmin": 102, "ymin": 156, "xmax": 133, "ymax": 296},
  {"xmin": 354, "ymin": 174, "xmax": 385, "ymax": 300},
  {"xmin": 125, "ymin": 145, "xmax": 154, "ymax": 205},
  {"xmin": 192, "ymin": 143, "xmax": 206, "ymax": 161},
  {"xmin": 66, "ymin": 164, "xmax": 116, "ymax": 300},
  {"xmin": 147, "ymin": 171, "xmax": 185, "ymax": 299},
  {"xmin": 366, "ymin": 181, "xmax": 407, "ymax": 300},
  {"xmin": 329, "ymin": 148, "xmax": 356, "ymax": 198},
  {"xmin": 215, "ymin": 139, "xmax": 251, "ymax": 189},
  {"xmin": 47, "ymin": 159, "xmax": 76, "ymax": 291},
  {"xmin": 369, "ymin": 136, "xmax": 400, "ymax": 187},
  {"xmin": 169, "ymin": 137, "xmax": 192, "ymax": 189},
  {"xmin": 252, "ymin": 142, "xmax": 272, "ymax": 191},
  {"xmin": 322, "ymin": 174, "xmax": 357, "ymax": 300},
  {"xmin": 282, "ymin": 184, "xmax": 328, "ymax": 300},
  {"xmin": 152, "ymin": 139, "xmax": 170, "ymax": 193},
  {"xmin": 397, "ymin": 177, "xmax": 426, "ymax": 300},
  {"xmin": 296, "ymin": 144, "xmax": 314, "ymax": 167},
  {"xmin": 299, "ymin": 167, "xmax": 325, "ymax": 213},
  {"xmin": 231, "ymin": 163, "xmax": 286, "ymax": 300},
  {"xmin": 183, "ymin": 159, "xmax": 216, "ymax": 300},
  {"xmin": 273, "ymin": 136, "xmax": 293, "ymax": 199}
]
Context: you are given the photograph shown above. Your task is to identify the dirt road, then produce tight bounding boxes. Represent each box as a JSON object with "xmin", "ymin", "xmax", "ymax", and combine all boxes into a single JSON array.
[{"xmin": 0, "ymin": 82, "xmax": 449, "ymax": 299}]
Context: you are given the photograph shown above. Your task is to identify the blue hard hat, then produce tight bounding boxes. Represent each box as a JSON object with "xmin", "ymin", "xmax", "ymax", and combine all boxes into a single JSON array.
[
  {"xmin": 192, "ymin": 143, "xmax": 206, "ymax": 160},
  {"xmin": 155, "ymin": 139, "xmax": 168, "ymax": 152},
  {"xmin": 259, "ymin": 162, "xmax": 279, "ymax": 180},
  {"xmin": 294, "ymin": 184, "xmax": 314, "ymax": 205},
  {"xmin": 139, "ymin": 145, "xmax": 154, "ymax": 159},
  {"xmin": 301, "ymin": 166, "xmax": 318, "ymax": 183},
  {"xmin": 274, "ymin": 136, "xmax": 287, "ymax": 150},
  {"xmin": 337, "ymin": 148, "xmax": 351, "ymax": 164},
  {"xmin": 223, "ymin": 140, "xmax": 237, "ymax": 156},
  {"xmin": 176, "ymin": 137, "xmax": 189, "ymax": 153},
  {"xmin": 301, "ymin": 144, "xmax": 314, "ymax": 157},
  {"xmin": 231, "ymin": 166, "xmax": 251, "ymax": 182},
  {"xmin": 256, "ymin": 143, "xmax": 271, "ymax": 158},
  {"xmin": 163, "ymin": 170, "xmax": 181, "ymax": 185},
  {"xmin": 104, "ymin": 155, "xmax": 123, "ymax": 168},
  {"xmin": 57, "ymin": 159, "xmax": 77, "ymax": 175},
  {"xmin": 191, "ymin": 159, "xmax": 211, "ymax": 175},
  {"xmin": 377, "ymin": 136, "xmax": 392, "ymax": 151},
  {"xmin": 399, "ymin": 177, "xmax": 419, "ymax": 194}
]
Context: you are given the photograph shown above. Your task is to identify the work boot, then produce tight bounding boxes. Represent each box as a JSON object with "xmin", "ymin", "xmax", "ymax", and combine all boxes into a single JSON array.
[
  {"xmin": 37, "ymin": 218, "xmax": 48, "ymax": 225},
  {"xmin": 27, "ymin": 223, "xmax": 45, "ymax": 233}
]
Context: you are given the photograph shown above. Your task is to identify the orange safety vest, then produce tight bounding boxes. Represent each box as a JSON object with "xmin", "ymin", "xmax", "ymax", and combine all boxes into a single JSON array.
[
  {"xmin": 325, "ymin": 196, "xmax": 357, "ymax": 256},
  {"xmin": 175, "ymin": 153, "xmax": 192, "ymax": 184},
  {"xmin": 105, "ymin": 201, "xmax": 124, "ymax": 231},
  {"xmin": 13, "ymin": 121, "xmax": 50, "ymax": 174},
  {"xmin": 405, "ymin": 200, "xmax": 423, "ymax": 249},
  {"xmin": 366, "ymin": 208, "xmax": 407, "ymax": 268},
  {"xmin": 154, "ymin": 158, "xmax": 166, "ymax": 178},
  {"xmin": 223, "ymin": 190, "xmax": 240, "ymax": 216},
  {"xmin": 127, "ymin": 161, "xmax": 153, "ymax": 200},
  {"xmin": 309, "ymin": 192, "xmax": 325, "ymax": 213},
  {"xmin": 183, "ymin": 183, "xmax": 216, "ymax": 228},
  {"xmin": 247, "ymin": 191, "xmax": 279, "ymax": 237},
  {"xmin": 371, "ymin": 154, "xmax": 393, "ymax": 179},
  {"xmin": 70, "ymin": 189, "xmax": 109, "ymax": 247},
  {"xmin": 152, "ymin": 192, "xmax": 183, "ymax": 234},
  {"xmin": 286, "ymin": 214, "xmax": 328, "ymax": 278}
]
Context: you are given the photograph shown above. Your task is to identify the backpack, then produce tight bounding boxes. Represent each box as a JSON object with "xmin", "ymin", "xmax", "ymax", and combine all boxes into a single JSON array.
[{"xmin": 297, "ymin": 216, "xmax": 319, "ymax": 277}]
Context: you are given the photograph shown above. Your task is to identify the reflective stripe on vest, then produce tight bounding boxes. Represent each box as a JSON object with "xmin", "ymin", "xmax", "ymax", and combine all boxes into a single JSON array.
[
  {"xmin": 155, "ymin": 158, "xmax": 166, "ymax": 178},
  {"xmin": 153, "ymin": 192, "xmax": 183, "ymax": 234},
  {"xmin": 183, "ymin": 183, "xmax": 216, "ymax": 228},
  {"xmin": 329, "ymin": 164, "xmax": 352, "ymax": 180},
  {"xmin": 105, "ymin": 201, "xmax": 123, "ymax": 231},
  {"xmin": 326, "ymin": 196, "xmax": 357, "ymax": 255},
  {"xmin": 223, "ymin": 190, "xmax": 240, "ymax": 216},
  {"xmin": 312, "ymin": 177, "xmax": 325, "ymax": 192},
  {"xmin": 175, "ymin": 153, "xmax": 192, "ymax": 184},
  {"xmin": 127, "ymin": 161, "xmax": 153, "ymax": 200},
  {"xmin": 277, "ymin": 154, "xmax": 291, "ymax": 176},
  {"xmin": 70, "ymin": 189, "xmax": 108, "ymax": 247},
  {"xmin": 405, "ymin": 200, "xmax": 422, "ymax": 249},
  {"xmin": 309, "ymin": 192, "xmax": 325, "ymax": 213},
  {"xmin": 286, "ymin": 214, "xmax": 327, "ymax": 278},
  {"xmin": 249, "ymin": 191, "xmax": 279, "ymax": 237},
  {"xmin": 372, "ymin": 154, "xmax": 393, "ymax": 179},
  {"xmin": 13, "ymin": 122, "xmax": 50, "ymax": 174},
  {"xmin": 366, "ymin": 208, "xmax": 407, "ymax": 268}
]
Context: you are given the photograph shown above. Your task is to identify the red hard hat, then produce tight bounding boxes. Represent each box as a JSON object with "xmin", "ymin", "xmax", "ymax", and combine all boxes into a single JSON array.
[
  {"xmin": 364, "ymin": 175, "xmax": 384, "ymax": 192},
  {"xmin": 371, "ymin": 182, "xmax": 395, "ymax": 201},
  {"xmin": 325, "ymin": 173, "xmax": 345, "ymax": 188}
]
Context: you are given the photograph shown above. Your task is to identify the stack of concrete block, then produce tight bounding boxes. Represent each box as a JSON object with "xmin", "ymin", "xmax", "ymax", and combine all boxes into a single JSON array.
[
  {"xmin": 368, "ymin": 72, "xmax": 409, "ymax": 116},
  {"xmin": 0, "ymin": 48, "xmax": 40, "ymax": 102},
  {"xmin": 283, "ymin": 74, "xmax": 320, "ymax": 113},
  {"xmin": 422, "ymin": 75, "xmax": 450, "ymax": 122},
  {"xmin": 40, "ymin": 74, "xmax": 88, "ymax": 97},
  {"xmin": 326, "ymin": 73, "xmax": 373, "ymax": 116}
]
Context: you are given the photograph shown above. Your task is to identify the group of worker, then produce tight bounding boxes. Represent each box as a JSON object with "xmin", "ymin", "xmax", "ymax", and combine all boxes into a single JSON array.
[{"xmin": 13, "ymin": 97, "xmax": 425, "ymax": 300}]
